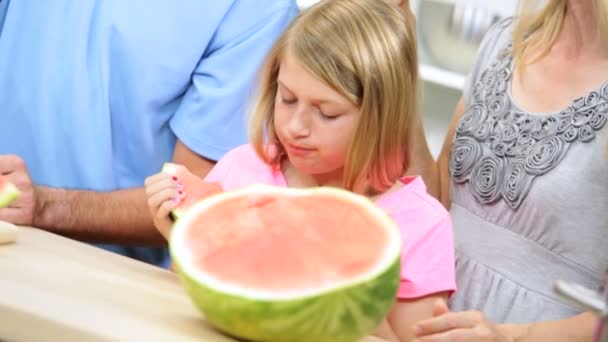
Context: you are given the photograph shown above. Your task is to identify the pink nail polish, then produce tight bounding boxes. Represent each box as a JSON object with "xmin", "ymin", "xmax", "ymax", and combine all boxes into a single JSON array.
[{"xmin": 172, "ymin": 176, "xmax": 178, "ymax": 181}]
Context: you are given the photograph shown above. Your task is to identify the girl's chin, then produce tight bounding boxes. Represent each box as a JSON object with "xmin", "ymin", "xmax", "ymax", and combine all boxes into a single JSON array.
[{"xmin": 286, "ymin": 160, "xmax": 342, "ymax": 182}]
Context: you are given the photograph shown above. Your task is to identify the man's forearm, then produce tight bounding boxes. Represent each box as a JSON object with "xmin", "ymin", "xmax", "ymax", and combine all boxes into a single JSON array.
[{"xmin": 34, "ymin": 186, "xmax": 165, "ymax": 245}]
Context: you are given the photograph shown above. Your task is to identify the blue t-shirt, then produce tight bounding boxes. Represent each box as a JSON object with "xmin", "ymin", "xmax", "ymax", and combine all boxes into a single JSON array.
[{"xmin": 0, "ymin": 0, "xmax": 297, "ymax": 191}]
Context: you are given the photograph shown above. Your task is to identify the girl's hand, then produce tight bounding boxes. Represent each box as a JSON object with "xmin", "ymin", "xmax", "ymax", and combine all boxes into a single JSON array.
[
  {"xmin": 144, "ymin": 172, "xmax": 185, "ymax": 240},
  {"xmin": 414, "ymin": 299, "xmax": 511, "ymax": 342}
]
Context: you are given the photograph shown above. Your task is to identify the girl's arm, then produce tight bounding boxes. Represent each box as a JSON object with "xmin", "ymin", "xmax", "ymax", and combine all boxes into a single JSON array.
[{"xmin": 374, "ymin": 292, "xmax": 450, "ymax": 342}]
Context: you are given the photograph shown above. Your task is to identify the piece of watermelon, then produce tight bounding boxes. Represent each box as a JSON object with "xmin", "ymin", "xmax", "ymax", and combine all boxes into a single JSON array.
[
  {"xmin": 0, "ymin": 174, "xmax": 20, "ymax": 209},
  {"xmin": 169, "ymin": 184, "xmax": 402, "ymax": 342},
  {"xmin": 161, "ymin": 163, "xmax": 223, "ymax": 220}
]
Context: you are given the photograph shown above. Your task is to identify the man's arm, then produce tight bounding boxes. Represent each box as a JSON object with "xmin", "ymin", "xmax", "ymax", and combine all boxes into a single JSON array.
[
  {"xmin": 1, "ymin": 2, "xmax": 296, "ymax": 244},
  {"xmin": 0, "ymin": 140, "xmax": 214, "ymax": 245}
]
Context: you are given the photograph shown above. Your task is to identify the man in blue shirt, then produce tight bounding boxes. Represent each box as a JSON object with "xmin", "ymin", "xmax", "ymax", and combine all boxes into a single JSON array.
[{"xmin": 0, "ymin": 0, "xmax": 298, "ymax": 265}]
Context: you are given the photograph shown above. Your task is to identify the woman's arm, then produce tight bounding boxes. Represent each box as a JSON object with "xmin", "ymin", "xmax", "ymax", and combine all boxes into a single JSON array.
[
  {"xmin": 405, "ymin": 113, "xmax": 440, "ymax": 199},
  {"xmin": 500, "ymin": 312, "xmax": 596, "ymax": 342},
  {"xmin": 436, "ymin": 97, "xmax": 467, "ymax": 209},
  {"xmin": 414, "ymin": 299, "xmax": 596, "ymax": 342}
]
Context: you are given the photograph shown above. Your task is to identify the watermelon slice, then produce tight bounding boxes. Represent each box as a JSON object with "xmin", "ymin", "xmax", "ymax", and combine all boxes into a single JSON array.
[
  {"xmin": 170, "ymin": 184, "xmax": 402, "ymax": 342},
  {"xmin": 161, "ymin": 163, "xmax": 223, "ymax": 219},
  {"xmin": 0, "ymin": 174, "xmax": 20, "ymax": 209}
]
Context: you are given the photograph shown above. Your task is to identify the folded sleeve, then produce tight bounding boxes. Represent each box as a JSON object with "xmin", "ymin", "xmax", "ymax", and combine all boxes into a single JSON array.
[{"xmin": 170, "ymin": 2, "xmax": 298, "ymax": 161}]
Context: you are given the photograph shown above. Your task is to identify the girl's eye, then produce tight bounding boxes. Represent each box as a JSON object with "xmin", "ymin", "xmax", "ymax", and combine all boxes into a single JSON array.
[
  {"xmin": 281, "ymin": 97, "xmax": 297, "ymax": 105},
  {"xmin": 320, "ymin": 112, "xmax": 339, "ymax": 120}
]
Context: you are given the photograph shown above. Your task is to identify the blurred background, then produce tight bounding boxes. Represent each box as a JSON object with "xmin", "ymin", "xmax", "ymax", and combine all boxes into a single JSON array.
[{"xmin": 297, "ymin": 0, "xmax": 519, "ymax": 157}]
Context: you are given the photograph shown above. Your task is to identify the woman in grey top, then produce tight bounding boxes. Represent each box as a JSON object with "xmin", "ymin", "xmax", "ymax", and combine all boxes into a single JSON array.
[{"xmin": 414, "ymin": 0, "xmax": 607, "ymax": 340}]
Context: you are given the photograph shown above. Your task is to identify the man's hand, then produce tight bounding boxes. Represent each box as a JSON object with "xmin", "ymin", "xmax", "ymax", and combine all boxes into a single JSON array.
[
  {"xmin": 0, "ymin": 155, "xmax": 38, "ymax": 226},
  {"xmin": 414, "ymin": 299, "xmax": 512, "ymax": 342}
]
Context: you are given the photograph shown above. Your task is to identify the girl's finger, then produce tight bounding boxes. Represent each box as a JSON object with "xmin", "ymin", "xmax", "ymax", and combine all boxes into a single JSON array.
[
  {"xmin": 145, "ymin": 174, "xmax": 179, "ymax": 196},
  {"xmin": 147, "ymin": 187, "xmax": 180, "ymax": 212},
  {"xmin": 144, "ymin": 172, "xmax": 171, "ymax": 188},
  {"xmin": 156, "ymin": 200, "xmax": 178, "ymax": 239},
  {"xmin": 156, "ymin": 200, "xmax": 177, "ymax": 221}
]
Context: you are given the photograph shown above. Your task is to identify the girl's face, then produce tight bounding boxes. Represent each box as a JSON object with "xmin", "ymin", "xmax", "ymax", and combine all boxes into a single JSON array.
[{"xmin": 273, "ymin": 54, "xmax": 360, "ymax": 184}]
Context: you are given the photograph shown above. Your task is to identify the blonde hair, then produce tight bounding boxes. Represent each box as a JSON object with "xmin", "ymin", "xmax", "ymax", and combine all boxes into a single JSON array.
[
  {"xmin": 513, "ymin": 0, "xmax": 608, "ymax": 69},
  {"xmin": 249, "ymin": 0, "xmax": 420, "ymax": 193}
]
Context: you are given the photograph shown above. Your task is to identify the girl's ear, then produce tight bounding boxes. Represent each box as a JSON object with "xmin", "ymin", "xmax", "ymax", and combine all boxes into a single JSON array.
[
  {"xmin": 390, "ymin": 0, "xmax": 413, "ymax": 15},
  {"xmin": 390, "ymin": 0, "xmax": 409, "ymax": 10}
]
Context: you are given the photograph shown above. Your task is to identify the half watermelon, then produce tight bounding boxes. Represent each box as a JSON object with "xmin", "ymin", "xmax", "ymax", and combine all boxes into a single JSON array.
[
  {"xmin": 0, "ymin": 174, "xmax": 20, "ymax": 209},
  {"xmin": 169, "ymin": 183, "xmax": 402, "ymax": 342}
]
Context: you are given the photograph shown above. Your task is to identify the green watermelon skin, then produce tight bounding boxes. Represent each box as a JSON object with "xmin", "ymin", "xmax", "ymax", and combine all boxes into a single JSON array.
[{"xmin": 172, "ymin": 252, "xmax": 400, "ymax": 342}]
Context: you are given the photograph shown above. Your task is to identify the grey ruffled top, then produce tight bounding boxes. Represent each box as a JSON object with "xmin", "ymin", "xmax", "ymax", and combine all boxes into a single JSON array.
[{"xmin": 448, "ymin": 18, "xmax": 608, "ymax": 323}]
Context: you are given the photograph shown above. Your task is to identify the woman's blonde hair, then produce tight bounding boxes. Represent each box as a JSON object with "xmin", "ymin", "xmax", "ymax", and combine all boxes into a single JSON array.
[
  {"xmin": 513, "ymin": 0, "xmax": 608, "ymax": 69},
  {"xmin": 249, "ymin": 0, "xmax": 420, "ymax": 193}
]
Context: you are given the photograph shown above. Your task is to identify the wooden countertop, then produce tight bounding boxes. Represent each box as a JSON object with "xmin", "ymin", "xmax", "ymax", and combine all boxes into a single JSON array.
[{"xmin": 0, "ymin": 226, "xmax": 385, "ymax": 342}]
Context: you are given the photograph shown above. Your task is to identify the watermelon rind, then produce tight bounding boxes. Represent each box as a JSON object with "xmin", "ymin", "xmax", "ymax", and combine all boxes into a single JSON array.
[
  {"xmin": 170, "ymin": 184, "xmax": 402, "ymax": 342},
  {"xmin": 0, "ymin": 181, "xmax": 20, "ymax": 209}
]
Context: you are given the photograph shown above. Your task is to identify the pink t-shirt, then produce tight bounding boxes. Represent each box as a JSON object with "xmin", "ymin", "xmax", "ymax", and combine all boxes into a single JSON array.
[{"xmin": 205, "ymin": 144, "xmax": 456, "ymax": 299}]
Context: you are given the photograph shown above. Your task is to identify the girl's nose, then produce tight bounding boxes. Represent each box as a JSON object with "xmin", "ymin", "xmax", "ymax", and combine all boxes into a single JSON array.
[{"xmin": 286, "ymin": 106, "xmax": 311, "ymax": 138}]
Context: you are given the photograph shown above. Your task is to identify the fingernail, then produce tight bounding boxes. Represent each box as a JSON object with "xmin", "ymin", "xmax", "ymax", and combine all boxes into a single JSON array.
[
  {"xmin": 172, "ymin": 176, "xmax": 178, "ymax": 181},
  {"xmin": 178, "ymin": 190, "xmax": 184, "ymax": 195}
]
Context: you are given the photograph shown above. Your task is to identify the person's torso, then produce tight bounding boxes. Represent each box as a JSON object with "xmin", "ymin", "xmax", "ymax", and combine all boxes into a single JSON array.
[
  {"xmin": 449, "ymin": 18, "xmax": 608, "ymax": 322},
  {"xmin": 0, "ymin": 0, "xmax": 237, "ymax": 190}
]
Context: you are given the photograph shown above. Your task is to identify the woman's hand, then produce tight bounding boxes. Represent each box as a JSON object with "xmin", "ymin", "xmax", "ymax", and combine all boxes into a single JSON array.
[
  {"xmin": 144, "ymin": 171, "xmax": 185, "ymax": 240},
  {"xmin": 413, "ymin": 299, "xmax": 512, "ymax": 342}
]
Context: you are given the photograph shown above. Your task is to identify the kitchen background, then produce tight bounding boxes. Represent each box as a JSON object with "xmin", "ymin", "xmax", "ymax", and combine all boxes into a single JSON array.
[{"xmin": 297, "ymin": 0, "xmax": 520, "ymax": 157}]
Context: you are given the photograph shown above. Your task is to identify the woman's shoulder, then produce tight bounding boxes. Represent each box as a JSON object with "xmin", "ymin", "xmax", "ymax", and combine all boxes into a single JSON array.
[
  {"xmin": 462, "ymin": 17, "xmax": 515, "ymax": 105},
  {"xmin": 488, "ymin": 17, "xmax": 514, "ymax": 38},
  {"xmin": 479, "ymin": 17, "xmax": 514, "ymax": 52}
]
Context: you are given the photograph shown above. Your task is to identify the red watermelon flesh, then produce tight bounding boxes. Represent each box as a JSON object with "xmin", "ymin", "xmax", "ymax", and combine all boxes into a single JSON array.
[{"xmin": 182, "ymin": 191, "xmax": 389, "ymax": 292}]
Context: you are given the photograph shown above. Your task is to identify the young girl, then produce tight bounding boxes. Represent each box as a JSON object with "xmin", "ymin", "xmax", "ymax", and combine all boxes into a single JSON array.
[{"xmin": 145, "ymin": 0, "xmax": 455, "ymax": 340}]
